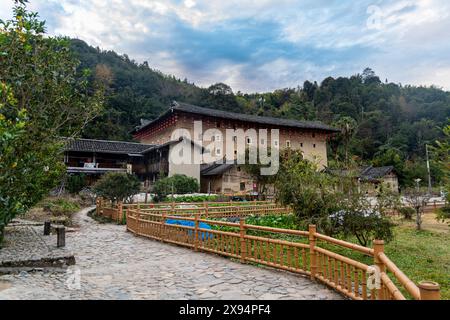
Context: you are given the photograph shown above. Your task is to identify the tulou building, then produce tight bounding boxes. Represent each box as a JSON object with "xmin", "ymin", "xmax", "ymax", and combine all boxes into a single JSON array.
[{"xmin": 64, "ymin": 101, "xmax": 339, "ymax": 194}]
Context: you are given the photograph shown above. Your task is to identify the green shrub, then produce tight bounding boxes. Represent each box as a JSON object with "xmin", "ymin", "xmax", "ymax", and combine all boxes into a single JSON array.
[
  {"xmin": 153, "ymin": 174, "xmax": 199, "ymax": 201},
  {"xmin": 166, "ymin": 194, "xmax": 218, "ymax": 203},
  {"xmin": 93, "ymin": 172, "xmax": 141, "ymax": 203},
  {"xmin": 398, "ymin": 206, "xmax": 415, "ymax": 220},
  {"xmin": 66, "ymin": 174, "xmax": 87, "ymax": 194},
  {"xmin": 41, "ymin": 198, "xmax": 81, "ymax": 216}
]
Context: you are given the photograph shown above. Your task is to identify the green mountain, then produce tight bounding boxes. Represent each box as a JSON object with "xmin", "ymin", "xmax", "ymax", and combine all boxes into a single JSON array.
[{"xmin": 71, "ymin": 39, "xmax": 450, "ymax": 187}]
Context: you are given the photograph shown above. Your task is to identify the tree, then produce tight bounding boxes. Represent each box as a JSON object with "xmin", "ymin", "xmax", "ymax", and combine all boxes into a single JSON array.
[
  {"xmin": 153, "ymin": 174, "xmax": 199, "ymax": 201},
  {"xmin": 275, "ymin": 150, "xmax": 342, "ymax": 222},
  {"xmin": 276, "ymin": 151, "xmax": 394, "ymax": 245},
  {"xmin": 431, "ymin": 120, "xmax": 450, "ymax": 225},
  {"xmin": 333, "ymin": 116, "xmax": 357, "ymax": 166},
  {"xmin": 0, "ymin": 0, "xmax": 103, "ymax": 240},
  {"xmin": 93, "ymin": 173, "xmax": 140, "ymax": 203},
  {"xmin": 241, "ymin": 147, "xmax": 277, "ymax": 197},
  {"xmin": 403, "ymin": 187, "xmax": 430, "ymax": 230}
]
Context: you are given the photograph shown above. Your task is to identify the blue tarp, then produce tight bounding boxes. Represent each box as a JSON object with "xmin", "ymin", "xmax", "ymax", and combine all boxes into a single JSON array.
[{"xmin": 166, "ymin": 219, "xmax": 214, "ymax": 241}]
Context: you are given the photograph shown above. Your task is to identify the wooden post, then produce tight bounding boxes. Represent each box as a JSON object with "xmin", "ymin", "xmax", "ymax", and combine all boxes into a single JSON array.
[
  {"xmin": 373, "ymin": 240, "xmax": 385, "ymax": 300},
  {"xmin": 43, "ymin": 221, "xmax": 51, "ymax": 236},
  {"xmin": 309, "ymin": 224, "xmax": 317, "ymax": 280},
  {"xmin": 125, "ymin": 209, "xmax": 129, "ymax": 231},
  {"xmin": 419, "ymin": 281, "xmax": 440, "ymax": 300},
  {"xmin": 194, "ymin": 213, "xmax": 199, "ymax": 251},
  {"xmin": 117, "ymin": 201, "xmax": 123, "ymax": 224},
  {"xmin": 136, "ymin": 204, "xmax": 141, "ymax": 235},
  {"xmin": 161, "ymin": 212, "xmax": 166, "ymax": 241},
  {"xmin": 240, "ymin": 218, "xmax": 247, "ymax": 263},
  {"xmin": 56, "ymin": 226, "xmax": 65, "ymax": 247},
  {"xmin": 204, "ymin": 201, "xmax": 209, "ymax": 218}
]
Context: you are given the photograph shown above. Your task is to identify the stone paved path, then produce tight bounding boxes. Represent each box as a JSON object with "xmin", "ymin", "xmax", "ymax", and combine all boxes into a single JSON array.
[{"xmin": 0, "ymin": 207, "xmax": 343, "ymax": 300}]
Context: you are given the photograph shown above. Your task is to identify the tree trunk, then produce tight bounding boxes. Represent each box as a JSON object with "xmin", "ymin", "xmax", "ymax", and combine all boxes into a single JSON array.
[{"xmin": 416, "ymin": 208, "xmax": 422, "ymax": 230}]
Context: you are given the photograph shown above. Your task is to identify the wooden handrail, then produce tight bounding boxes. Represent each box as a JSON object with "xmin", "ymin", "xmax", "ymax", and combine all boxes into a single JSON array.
[
  {"xmin": 314, "ymin": 246, "xmax": 371, "ymax": 271},
  {"xmin": 380, "ymin": 272, "xmax": 407, "ymax": 300},
  {"xmin": 315, "ymin": 233, "xmax": 374, "ymax": 256},
  {"xmin": 245, "ymin": 224, "xmax": 309, "ymax": 237},
  {"xmin": 378, "ymin": 252, "xmax": 421, "ymax": 300}
]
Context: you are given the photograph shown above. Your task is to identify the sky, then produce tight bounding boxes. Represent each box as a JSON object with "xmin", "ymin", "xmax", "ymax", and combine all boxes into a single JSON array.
[{"xmin": 1, "ymin": 0, "xmax": 450, "ymax": 92}]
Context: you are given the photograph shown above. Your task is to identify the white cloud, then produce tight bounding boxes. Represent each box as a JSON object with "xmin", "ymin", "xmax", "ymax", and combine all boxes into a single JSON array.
[{"xmin": 0, "ymin": 0, "xmax": 449, "ymax": 91}]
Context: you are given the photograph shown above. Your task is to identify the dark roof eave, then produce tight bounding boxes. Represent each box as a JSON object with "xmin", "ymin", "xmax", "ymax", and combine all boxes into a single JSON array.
[{"xmin": 133, "ymin": 101, "xmax": 340, "ymax": 134}]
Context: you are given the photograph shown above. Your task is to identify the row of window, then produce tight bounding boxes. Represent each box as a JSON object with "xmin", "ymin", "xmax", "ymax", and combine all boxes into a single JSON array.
[{"xmin": 205, "ymin": 134, "xmax": 317, "ymax": 148}]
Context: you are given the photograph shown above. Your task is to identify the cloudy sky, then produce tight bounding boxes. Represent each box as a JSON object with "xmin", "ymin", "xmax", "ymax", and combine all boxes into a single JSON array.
[{"xmin": 1, "ymin": 0, "xmax": 450, "ymax": 92}]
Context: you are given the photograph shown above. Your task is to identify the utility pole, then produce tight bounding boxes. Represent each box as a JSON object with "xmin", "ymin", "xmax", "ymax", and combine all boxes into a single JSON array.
[{"xmin": 425, "ymin": 144, "xmax": 432, "ymax": 195}]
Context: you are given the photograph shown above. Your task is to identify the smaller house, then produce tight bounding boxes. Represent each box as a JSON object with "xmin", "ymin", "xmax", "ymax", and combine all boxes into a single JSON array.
[
  {"xmin": 200, "ymin": 161, "xmax": 255, "ymax": 194},
  {"xmin": 327, "ymin": 165, "xmax": 399, "ymax": 195},
  {"xmin": 359, "ymin": 165, "xmax": 399, "ymax": 194},
  {"xmin": 64, "ymin": 138, "xmax": 154, "ymax": 183}
]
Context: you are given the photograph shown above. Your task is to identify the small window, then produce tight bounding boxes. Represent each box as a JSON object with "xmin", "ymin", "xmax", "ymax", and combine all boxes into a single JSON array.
[
  {"xmin": 211, "ymin": 135, "xmax": 215, "ymax": 142},
  {"xmin": 215, "ymin": 134, "xmax": 221, "ymax": 142},
  {"xmin": 286, "ymin": 140, "xmax": 291, "ymax": 148},
  {"xmin": 215, "ymin": 148, "xmax": 221, "ymax": 156},
  {"xmin": 240, "ymin": 182, "xmax": 245, "ymax": 191},
  {"xmin": 313, "ymin": 143, "xmax": 316, "ymax": 148},
  {"xmin": 234, "ymin": 150, "xmax": 238, "ymax": 155},
  {"xmin": 233, "ymin": 136, "xmax": 237, "ymax": 142},
  {"xmin": 260, "ymin": 138, "xmax": 265, "ymax": 145},
  {"xmin": 312, "ymin": 133, "xmax": 316, "ymax": 138},
  {"xmin": 216, "ymin": 122, "xmax": 221, "ymax": 128},
  {"xmin": 300, "ymin": 142, "xmax": 303, "ymax": 147},
  {"xmin": 246, "ymin": 137, "xmax": 252, "ymax": 145},
  {"xmin": 274, "ymin": 140, "xmax": 279, "ymax": 146}
]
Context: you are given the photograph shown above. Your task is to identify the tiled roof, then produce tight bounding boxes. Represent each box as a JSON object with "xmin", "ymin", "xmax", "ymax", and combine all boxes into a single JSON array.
[
  {"xmin": 201, "ymin": 161, "xmax": 235, "ymax": 176},
  {"xmin": 133, "ymin": 101, "xmax": 340, "ymax": 133},
  {"xmin": 64, "ymin": 138, "xmax": 154, "ymax": 154},
  {"xmin": 360, "ymin": 166, "xmax": 395, "ymax": 181},
  {"xmin": 327, "ymin": 165, "xmax": 396, "ymax": 181}
]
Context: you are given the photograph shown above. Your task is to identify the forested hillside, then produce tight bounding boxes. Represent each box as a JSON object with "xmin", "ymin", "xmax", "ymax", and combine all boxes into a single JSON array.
[{"xmin": 71, "ymin": 39, "xmax": 450, "ymax": 187}]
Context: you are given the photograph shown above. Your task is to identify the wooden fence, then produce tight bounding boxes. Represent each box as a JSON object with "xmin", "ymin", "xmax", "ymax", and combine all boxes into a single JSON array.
[
  {"xmin": 125, "ymin": 209, "xmax": 440, "ymax": 300},
  {"xmin": 95, "ymin": 198, "xmax": 291, "ymax": 223}
]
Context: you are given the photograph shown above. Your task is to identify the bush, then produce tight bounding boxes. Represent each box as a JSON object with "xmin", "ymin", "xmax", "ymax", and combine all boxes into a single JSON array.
[
  {"xmin": 66, "ymin": 174, "xmax": 87, "ymax": 194},
  {"xmin": 166, "ymin": 194, "xmax": 218, "ymax": 203},
  {"xmin": 42, "ymin": 198, "xmax": 81, "ymax": 216},
  {"xmin": 93, "ymin": 172, "xmax": 141, "ymax": 203},
  {"xmin": 398, "ymin": 207, "xmax": 415, "ymax": 220},
  {"xmin": 153, "ymin": 174, "xmax": 199, "ymax": 202}
]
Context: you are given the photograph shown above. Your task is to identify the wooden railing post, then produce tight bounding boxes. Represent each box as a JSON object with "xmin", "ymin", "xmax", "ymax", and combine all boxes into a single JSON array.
[
  {"xmin": 309, "ymin": 225, "xmax": 317, "ymax": 280},
  {"xmin": 161, "ymin": 212, "xmax": 166, "ymax": 241},
  {"xmin": 204, "ymin": 201, "xmax": 209, "ymax": 218},
  {"xmin": 136, "ymin": 204, "xmax": 141, "ymax": 235},
  {"xmin": 194, "ymin": 213, "xmax": 199, "ymax": 251},
  {"xmin": 373, "ymin": 239, "xmax": 385, "ymax": 299},
  {"xmin": 117, "ymin": 201, "xmax": 123, "ymax": 224},
  {"xmin": 418, "ymin": 281, "xmax": 440, "ymax": 300},
  {"xmin": 240, "ymin": 218, "xmax": 247, "ymax": 263}
]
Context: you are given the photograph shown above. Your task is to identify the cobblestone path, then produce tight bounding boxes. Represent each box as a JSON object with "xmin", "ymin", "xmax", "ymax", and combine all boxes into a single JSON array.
[{"xmin": 0, "ymin": 207, "xmax": 343, "ymax": 300}]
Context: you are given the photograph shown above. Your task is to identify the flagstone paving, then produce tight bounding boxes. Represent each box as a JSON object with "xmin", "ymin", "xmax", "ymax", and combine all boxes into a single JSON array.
[{"xmin": 0, "ymin": 207, "xmax": 343, "ymax": 300}]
